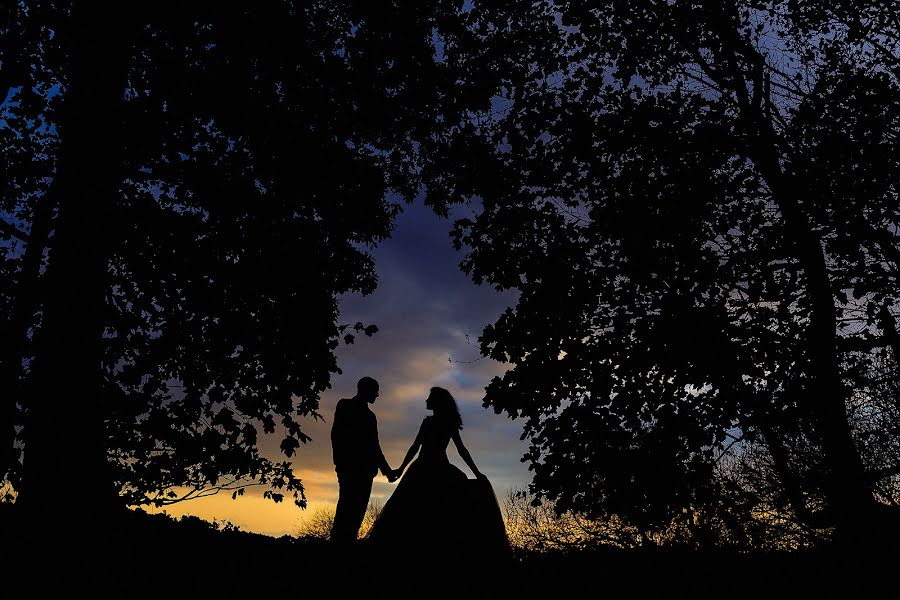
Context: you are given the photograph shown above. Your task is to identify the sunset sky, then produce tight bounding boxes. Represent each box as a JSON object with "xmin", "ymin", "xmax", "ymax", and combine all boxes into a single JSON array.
[{"xmin": 149, "ymin": 199, "xmax": 531, "ymax": 536}]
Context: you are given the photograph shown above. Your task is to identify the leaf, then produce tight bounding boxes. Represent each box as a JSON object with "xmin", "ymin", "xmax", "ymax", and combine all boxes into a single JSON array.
[
  {"xmin": 280, "ymin": 436, "xmax": 300, "ymax": 457},
  {"xmin": 261, "ymin": 415, "xmax": 276, "ymax": 434}
]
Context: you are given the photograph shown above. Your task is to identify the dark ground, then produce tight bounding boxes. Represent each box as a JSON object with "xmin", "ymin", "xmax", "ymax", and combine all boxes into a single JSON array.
[{"xmin": 0, "ymin": 504, "xmax": 888, "ymax": 598}]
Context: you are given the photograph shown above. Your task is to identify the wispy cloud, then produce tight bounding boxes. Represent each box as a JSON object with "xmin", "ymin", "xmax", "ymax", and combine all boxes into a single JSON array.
[{"xmin": 163, "ymin": 199, "xmax": 531, "ymax": 535}]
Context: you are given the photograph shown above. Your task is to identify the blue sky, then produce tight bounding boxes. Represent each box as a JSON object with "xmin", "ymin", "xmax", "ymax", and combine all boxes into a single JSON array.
[{"xmin": 152, "ymin": 198, "xmax": 531, "ymax": 536}]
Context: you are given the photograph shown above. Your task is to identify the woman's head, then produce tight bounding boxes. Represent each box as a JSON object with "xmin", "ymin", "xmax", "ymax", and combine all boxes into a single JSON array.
[{"xmin": 426, "ymin": 386, "xmax": 462, "ymax": 430}]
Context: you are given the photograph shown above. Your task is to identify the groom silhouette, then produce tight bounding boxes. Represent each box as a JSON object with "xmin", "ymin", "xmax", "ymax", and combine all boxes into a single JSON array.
[{"xmin": 330, "ymin": 376, "xmax": 397, "ymax": 543}]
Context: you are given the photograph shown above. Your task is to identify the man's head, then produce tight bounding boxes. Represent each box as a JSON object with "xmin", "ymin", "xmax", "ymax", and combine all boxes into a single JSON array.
[{"xmin": 356, "ymin": 376, "xmax": 380, "ymax": 404}]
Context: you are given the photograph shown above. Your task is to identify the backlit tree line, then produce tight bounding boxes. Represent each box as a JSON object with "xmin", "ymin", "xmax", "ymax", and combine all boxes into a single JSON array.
[{"xmin": 2, "ymin": 1, "xmax": 897, "ymax": 548}]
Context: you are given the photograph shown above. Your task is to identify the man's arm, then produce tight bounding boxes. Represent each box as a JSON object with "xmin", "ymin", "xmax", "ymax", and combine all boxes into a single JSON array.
[
  {"xmin": 331, "ymin": 399, "xmax": 347, "ymax": 468},
  {"xmin": 371, "ymin": 413, "xmax": 392, "ymax": 477}
]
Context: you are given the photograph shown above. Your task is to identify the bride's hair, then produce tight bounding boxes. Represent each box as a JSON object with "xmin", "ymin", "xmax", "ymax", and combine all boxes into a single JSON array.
[{"xmin": 429, "ymin": 387, "xmax": 463, "ymax": 430}]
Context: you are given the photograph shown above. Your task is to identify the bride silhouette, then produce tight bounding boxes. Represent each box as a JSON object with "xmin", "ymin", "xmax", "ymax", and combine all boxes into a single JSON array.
[{"xmin": 366, "ymin": 386, "xmax": 509, "ymax": 560}]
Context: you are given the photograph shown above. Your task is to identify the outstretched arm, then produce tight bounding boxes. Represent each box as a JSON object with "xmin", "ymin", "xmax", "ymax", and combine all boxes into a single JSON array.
[
  {"xmin": 452, "ymin": 431, "xmax": 485, "ymax": 479},
  {"xmin": 376, "ymin": 445, "xmax": 392, "ymax": 478},
  {"xmin": 395, "ymin": 423, "xmax": 425, "ymax": 476},
  {"xmin": 372, "ymin": 415, "xmax": 393, "ymax": 478}
]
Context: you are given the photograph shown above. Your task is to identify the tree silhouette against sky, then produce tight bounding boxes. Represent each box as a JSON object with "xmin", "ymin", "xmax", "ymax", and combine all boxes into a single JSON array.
[
  {"xmin": 2, "ymin": 0, "xmax": 899, "ymax": 553},
  {"xmin": 413, "ymin": 1, "xmax": 900, "ymax": 545},
  {"xmin": 0, "ymin": 1, "xmax": 466, "ymax": 523}
]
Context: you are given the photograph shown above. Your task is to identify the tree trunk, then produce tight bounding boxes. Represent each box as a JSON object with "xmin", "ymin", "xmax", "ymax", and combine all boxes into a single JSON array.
[
  {"xmin": 879, "ymin": 304, "xmax": 900, "ymax": 365},
  {"xmin": 20, "ymin": 4, "xmax": 133, "ymax": 525},
  {"xmin": 0, "ymin": 2, "xmax": 42, "ymax": 489},
  {"xmin": 709, "ymin": 7, "xmax": 878, "ymax": 541},
  {"xmin": 0, "ymin": 194, "xmax": 54, "ymax": 488},
  {"xmin": 747, "ymin": 127, "xmax": 877, "ymax": 541},
  {"xmin": 720, "ymin": 337, "xmax": 824, "ymax": 527}
]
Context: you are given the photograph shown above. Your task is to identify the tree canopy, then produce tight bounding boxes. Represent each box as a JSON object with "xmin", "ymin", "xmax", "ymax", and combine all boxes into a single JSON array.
[
  {"xmin": 3, "ymin": 0, "xmax": 898, "ymax": 549},
  {"xmin": 0, "ymin": 1, "xmax": 465, "ymax": 512},
  {"xmin": 416, "ymin": 0, "xmax": 900, "ymax": 541}
]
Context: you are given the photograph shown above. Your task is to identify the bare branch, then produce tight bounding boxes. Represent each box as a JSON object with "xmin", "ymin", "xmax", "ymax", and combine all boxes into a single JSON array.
[{"xmin": 0, "ymin": 217, "xmax": 29, "ymax": 242}]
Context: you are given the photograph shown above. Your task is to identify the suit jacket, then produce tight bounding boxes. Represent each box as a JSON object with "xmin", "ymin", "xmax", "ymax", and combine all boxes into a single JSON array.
[{"xmin": 331, "ymin": 396, "xmax": 389, "ymax": 478}]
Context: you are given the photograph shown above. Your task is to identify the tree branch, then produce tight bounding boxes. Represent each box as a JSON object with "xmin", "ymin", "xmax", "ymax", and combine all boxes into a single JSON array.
[
  {"xmin": 0, "ymin": 217, "xmax": 29, "ymax": 242},
  {"xmin": 148, "ymin": 478, "xmax": 269, "ymax": 506},
  {"xmin": 868, "ymin": 463, "xmax": 900, "ymax": 483},
  {"xmin": 837, "ymin": 336, "xmax": 892, "ymax": 353},
  {"xmin": 878, "ymin": 303, "xmax": 900, "ymax": 360}
]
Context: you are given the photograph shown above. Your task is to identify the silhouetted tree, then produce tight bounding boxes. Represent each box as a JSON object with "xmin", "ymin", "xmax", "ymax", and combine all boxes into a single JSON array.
[
  {"xmin": 0, "ymin": 1, "xmax": 469, "ymax": 520},
  {"xmin": 417, "ymin": 1, "xmax": 900, "ymax": 543},
  {"xmin": 504, "ymin": 488, "xmax": 642, "ymax": 551},
  {"xmin": 504, "ymin": 480, "xmax": 822, "ymax": 552},
  {"xmin": 0, "ymin": 0, "xmax": 64, "ymax": 501}
]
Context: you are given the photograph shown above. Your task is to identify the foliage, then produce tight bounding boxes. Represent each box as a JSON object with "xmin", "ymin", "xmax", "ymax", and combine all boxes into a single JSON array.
[
  {"xmin": 0, "ymin": 1, "xmax": 470, "ymax": 508},
  {"xmin": 4, "ymin": 0, "xmax": 898, "ymax": 546},
  {"xmin": 415, "ymin": 1, "xmax": 900, "ymax": 532},
  {"xmin": 504, "ymin": 485, "xmax": 827, "ymax": 552},
  {"xmin": 504, "ymin": 488, "xmax": 642, "ymax": 551}
]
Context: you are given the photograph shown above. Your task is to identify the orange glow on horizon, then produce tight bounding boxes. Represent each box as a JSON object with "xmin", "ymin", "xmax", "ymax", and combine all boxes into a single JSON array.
[{"xmin": 139, "ymin": 467, "xmax": 404, "ymax": 537}]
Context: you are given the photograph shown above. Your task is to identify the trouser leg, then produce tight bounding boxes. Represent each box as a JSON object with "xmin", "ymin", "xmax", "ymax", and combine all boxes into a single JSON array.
[{"xmin": 331, "ymin": 473, "xmax": 373, "ymax": 543}]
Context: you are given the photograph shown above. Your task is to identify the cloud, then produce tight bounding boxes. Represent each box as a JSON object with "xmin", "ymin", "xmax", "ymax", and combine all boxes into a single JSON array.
[{"xmin": 165, "ymin": 199, "xmax": 532, "ymax": 535}]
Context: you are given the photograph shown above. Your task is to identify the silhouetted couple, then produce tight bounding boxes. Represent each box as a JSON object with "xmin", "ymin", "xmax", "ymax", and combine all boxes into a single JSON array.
[{"xmin": 330, "ymin": 377, "xmax": 508, "ymax": 559}]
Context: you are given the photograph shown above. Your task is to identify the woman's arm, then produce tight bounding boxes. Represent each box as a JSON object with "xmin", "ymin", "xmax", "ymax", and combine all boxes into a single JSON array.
[
  {"xmin": 395, "ymin": 421, "xmax": 425, "ymax": 476},
  {"xmin": 452, "ymin": 431, "xmax": 485, "ymax": 479}
]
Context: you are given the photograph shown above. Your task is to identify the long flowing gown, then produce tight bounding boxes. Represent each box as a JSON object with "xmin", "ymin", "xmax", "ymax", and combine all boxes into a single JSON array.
[{"xmin": 366, "ymin": 416, "xmax": 509, "ymax": 560}]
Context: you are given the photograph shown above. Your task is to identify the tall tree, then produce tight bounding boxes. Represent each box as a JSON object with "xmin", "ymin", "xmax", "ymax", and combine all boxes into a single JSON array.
[
  {"xmin": 1, "ymin": 1, "xmax": 468, "ymax": 518},
  {"xmin": 418, "ymin": 1, "xmax": 900, "ymax": 541},
  {"xmin": 0, "ymin": 0, "xmax": 63, "ymax": 497}
]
